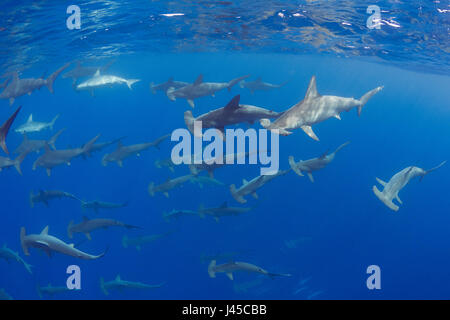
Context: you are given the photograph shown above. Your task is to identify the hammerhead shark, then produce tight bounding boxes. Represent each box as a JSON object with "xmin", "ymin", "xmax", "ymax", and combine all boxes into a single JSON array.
[
  {"xmin": 15, "ymin": 114, "xmax": 59, "ymax": 134},
  {"xmin": 101, "ymin": 135, "xmax": 169, "ymax": 167},
  {"xmin": 230, "ymin": 169, "xmax": 290, "ymax": 204},
  {"xmin": 0, "ymin": 152, "xmax": 26, "ymax": 175},
  {"xmin": 0, "ymin": 63, "xmax": 70, "ymax": 105},
  {"xmin": 0, "ymin": 244, "xmax": 32, "ymax": 274},
  {"xmin": 36, "ymin": 283, "xmax": 79, "ymax": 299},
  {"xmin": 162, "ymin": 209, "xmax": 199, "ymax": 222},
  {"xmin": 240, "ymin": 77, "xmax": 288, "ymax": 94},
  {"xmin": 100, "ymin": 275, "xmax": 164, "ymax": 295},
  {"xmin": 20, "ymin": 226, "xmax": 106, "ymax": 259},
  {"xmin": 184, "ymin": 95, "xmax": 282, "ymax": 137},
  {"xmin": 260, "ymin": 76, "xmax": 383, "ymax": 140},
  {"xmin": 198, "ymin": 202, "xmax": 252, "ymax": 222},
  {"xmin": 62, "ymin": 60, "xmax": 114, "ymax": 87},
  {"xmin": 208, "ymin": 260, "xmax": 291, "ymax": 280},
  {"xmin": 373, "ymin": 161, "xmax": 446, "ymax": 211},
  {"xmin": 32, "ymin": 134, "xmax": 100, "ymax": 176},
  {"xmin": 14, "ymin": 129, "xmax": 65, "ymax": 156},
  {"xmin": 75, "ymin": 70, "xmax": 140, "ymax": 95},
  {"xmin": 0, "ymin": 106, "xmax": 21, "ymax": 154},
  {"xmin": 166, "ymin": 74, "xmax": 250, "ymax": 108},
  {"xmin": 122, "ymin": 231, "xmax": 174, "ymax": 251},
  {"xmin": 288, "ymin": 141, "xmax": 350, "ymax": 182},
  {"xmin": 81, "ymin": 200, "xmax": 128, "ymax": 213},
  {"xmin": 80, "ymin": 136, "xmax": 125, "ymax": 158},
  {"xmin": 67, "ymin": 216, "xmax": 140, "ymax": 240},
  {"xmin": 148, "ymin": 174, "xmax": 194, "ymax": 198},
  {"xmin": 29, "ymin": 190, "xmax": 79, "ymax": 208},
  {"xmin": 150, "ymin": 77, "xmax": 188, "ymax": 94}
]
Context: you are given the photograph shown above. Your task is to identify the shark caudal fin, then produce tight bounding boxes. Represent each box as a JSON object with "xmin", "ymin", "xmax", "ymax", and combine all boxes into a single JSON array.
[
  {"xmin": 13, "ymin": 152, "xmax": 27, "ymax": 175},
  {"xmin": 126, "ymin": 79, "xmax": 140, "ymax": 90},
  {"xmin": 288, "ymin": 156, "xmax": 304, "ymax": 177},
  {"xmin": 46, "ymin": 63, "xmax": 71, "ymax": 93},
  {"xmin": 208, "ymin": 260, "xmax": 217, "ymax": 278},
  {"xmin": 82, "ymin": 134, "xmax": 101, "ymax": 157},
  {"xmin": 230, "ymin": 184, "xmax": 246, "ymax": 204},
  {"xmin": 20, "ymin": 227, "xmax": 29, "ymax": 256},
  {"xmin": 148, "ymin": 182, "xmax": 155, "ymax": 197},
  {"xmin": 166, "ymin": 87, "xmax": 176, "ymax": 101},
  {"xmin": 425, "ymin": 161, "xmax": 447, "ymax": 175},
  {"xmin": 333, "ymin": 141, "xmax": 350, "ymax": 155},
  {"xmin": 184, "ymin": 111, "xmax": 195, "ymax": 135},
  {"xmin": 67, "ymin": 221, "xmax": 74, "ymax": 239},
  {"xmin": 0, "ymin": 106, "xmax": 21, "ymax": 155},
  {"xmin": 149, "ymin": 82, "xmax": 156, "ymax": 94},
  {"xmin": 372, "ymin": 185, "xmax": 399, "ymax": 211},
  {"xmin": 23, "ymin": 261, "xmax": 33, "ymax": 274},
  {"xmin": 48, "ymin": 128, "xmax": 65, "ymax": 150},
  {"xmin": 49, "ymin": 114, "xmax": 60, "ymax": 130},
  {"xmin": 227, "ymin": 75, "xmax": 250, "ymax": 91},
  {"xmin": 100, "ymin": 278, "xmax": 109, "ymax": 295},
  {"xmin": 122, "ymin": 235, "xmax": 128, "ymax": 248},
  {"xmin": 357, "ymin": 86, "xmax": 384, "ymax": 116},
  {"xmin": 29, "ymin": 191, "xmax": 35, "ymax": 208}
]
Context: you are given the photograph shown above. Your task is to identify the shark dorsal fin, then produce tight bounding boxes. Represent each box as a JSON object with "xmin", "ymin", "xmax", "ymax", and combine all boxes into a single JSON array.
[
  {"xmin": 220, "ymin": 201, "xmax": 228, "ymax": 209},
  {"xmin": 27, "ymin": 114, "xmax": 33, "ymax": 123},
  {"xmin": 116, "ymin": 275, "xmax": 121, "ymax": 281},
  {"xmin": 319, "ymin": 150, "xmax": 329, "ymax": 159},
  {"xmin": 94, "ymin": 69, "xmax": 100, "ymax": 77},
  {"xmin": 224, "ymin": 95, "xmax": 240, "ymax": 111},
  {"xmin": 243, "ymin": 179, "xmax": 249, "ymax": 185},
  {"xmin": 40, "ymin": 226, "xmax": 49, "ymax": 235},
  {"xmin": 194, "ymin": 74, "xmax": 203, "ymax": 86},
  {"xmin": 304, "ymin": 76, "xmax": 319, "ymax": 100}
]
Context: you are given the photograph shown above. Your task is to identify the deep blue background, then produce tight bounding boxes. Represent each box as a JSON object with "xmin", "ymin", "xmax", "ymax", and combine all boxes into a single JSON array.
[{"xmin": 0, "ymin": 52, "xmax": 449, "ymax": 300}]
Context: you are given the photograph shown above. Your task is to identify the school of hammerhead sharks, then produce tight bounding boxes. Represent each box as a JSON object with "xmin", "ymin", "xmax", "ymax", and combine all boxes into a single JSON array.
[{"xmin": 0, "ymin": 60, "xmax": 446, "ymax": 299}]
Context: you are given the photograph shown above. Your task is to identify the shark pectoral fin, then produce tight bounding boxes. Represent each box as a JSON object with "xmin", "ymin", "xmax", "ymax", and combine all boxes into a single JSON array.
[
  {"xmin": 136, "ymin": 153, "xmax": 140, "ymax": 157},
  {"xmin": 163, "ymin": 192, "xmax": 169, "ymax": 198},
  {"xmin": 85, "ymin": 233, "xmax": 92, "ymax": 240},
  {"xmin": 66, "ymin": 162, "xmax": 71, "ymax": 166},
  {"xmin": 376, "ymin": 178, "xmax": 387, "ymax": 187},
  {"xmin": 334, "ymin": 114, "xmax": 341, "ymax": 120},
  {"xmin": 117, "ymin": 160, "xmax": 123, "ymax": 167},
  {"xmin": 307, "ymin": 172, "xmax": 314, "ymax": 183},
  {"xmin": 251, "ymin": 192, "xmax": 258, "ymax": 199},
  {"xmin": 301, "ymin": 125, "xmax": 319, "ymax": 141},
  {"xmin": 27, "ymin": 92, "xmax": 31, "ymax": 96},
  {"xmin": 395, "ymin": 193, "xmax": 402, "ymax": 204},
  {"xmin": 214, "ymin": 217, "xmax": 220, "ymax": 223},
  {"xmin": 187, "ymin": 99, "xmax": 195, "ymax": 108},
  {"xmin": 46, "ymin": 169, "xmax": 51, "ymax": 176},
  {"xmin": 226, "ymin": 272, "xmax": 234, "ymax": 281}
]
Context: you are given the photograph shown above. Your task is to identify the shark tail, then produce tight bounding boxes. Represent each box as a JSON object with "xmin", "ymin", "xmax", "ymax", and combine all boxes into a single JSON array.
[
  {"xmin": 0, "ymin": 106, "xmax": 21, "ymax": 155},
  {"xmin": 36, "ymin": 284, "xmax": 43, "ymax": 299},
  {"xmin": 46, "ymin": 63, "xmax": 70, "ymax": 93},
  {"xmin": 148, "ymin": 182, "xmax": 155, "ymax": 197},
  {"xmin": 14, "ymin": 152, "xmax": 27, "ymax": 175},
  {"xmin": 425, "ymin": 161, "xmax": 447, "ymax": 175},
  {"xmin": 208, "ymin": 260, "xmax": 217, "ymax": 278},
  {"xmin": 150, "ymin": 82, "xmax": 156, "ymax": 94},
  {"xmin": 357, "ymin": 86, "xmax": 384, "ymax": 116},
  {"xmin": 122, "ymin": 235, "xmax": 128, "ymax": 248},
  {"xmin": 227, "ymin": 75, "xmax": 250, "ymax": 91},
  {"xmin": 48, "ymin": 128, "xmax": 65, "ymax": 150},
  {"xmin": 20, "ymin": 227, "xmax": 29, "ymax": 256},
  {"xmin": 100, "ymin": 278, "xmax": 109, "ymax": 296},
  {"xmin": 67, "ymin": 221, "xmax": 74, "ymax": 239},
  {"xmin": 184, "ymin": 111, "xmax": 195, "ymax": 135},
  {"xmin": 230, "ymin": 184, "xmax": 246, "ymax": 204},
  {"xmin": 288, "ymin": 156, "xmax": 304, "ymax": 177},
  {"xmin": 126, "ymin": 79, "xmax": 140, "ymax": 90},
  {"xmin": 24, "ymin": 261, "xmax": 33, "ymax": 274},
  {"xmin": 82, "ymin": 134, "xmax": 101, "ymax": 156},
  {"xmin": 29, "ymin": 191, "xmax": 35, "ymax": 208},
  {"xmin": 49, "ymin": 114, "xmax": 60, "ymax": 130},
  {"xmin": 372, "ymin": 185, "xmax": 399, "ymax": 211},
  {"xmin": 333, "ymin": 141, "xmax": 350, "ymax": 155},
  {"xmin": 166, "ymin": 87, "xmax": 176, "ymax": 101}
]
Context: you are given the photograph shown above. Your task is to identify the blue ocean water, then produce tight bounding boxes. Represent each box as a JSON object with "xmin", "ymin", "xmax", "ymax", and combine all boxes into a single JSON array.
[{"xmin": 0, "ymin": 1, "xmax": 449, "ymax": 300}]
